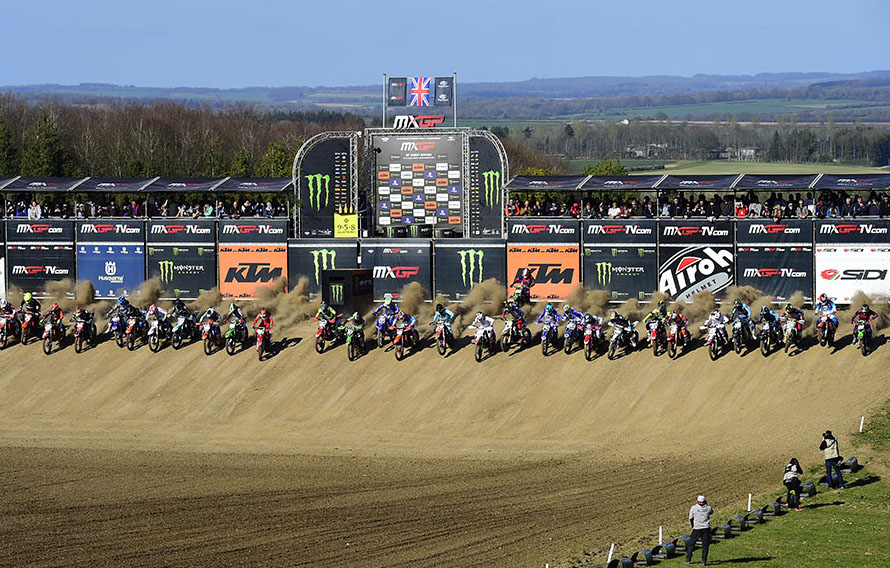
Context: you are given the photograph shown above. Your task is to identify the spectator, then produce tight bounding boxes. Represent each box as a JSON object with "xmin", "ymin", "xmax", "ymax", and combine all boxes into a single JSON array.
[
  {"xmin": 796, "ymin": 199, "xmax": 809, "ymax": 219},
  {"xmin": 879, "ymin": 195, "xmax": 890, "ymax": 219},
  {"xmin": 643, "ymin": 200, "xmax": 656, "ymax": 218},
  {"xmin": 852, "ymin": 195, "xmax": 868, "ymax": 217},
  {"xmin": 819, "ymin": 430, "xmax": 845, "ymax": 489},
  {"xmin": 735, "ymin": 200, "xmax": 748, "ymax": 217},
  {"xmin": 783, "ymin": 457, "xmax": 804, "ymax": 511},
  {"xmin": 840, "ymin": 197, "xmax": 854, "ymax": 218},
  {"xmin": 748, "ymin": 199, "xmax": 763, "ymax": 217},
  {"xmin": 607, "ymin": 201, "xmax": 621, "ymax": 219},
  {"xmin": 27, "ymin": 200, "xmax": 42, "ymax": 220},
  {"xmin": 569, "ymin": 202, "xmax": 581, "ymax": 218},
  {"xmin": 202, "ymin": 202, "xmax": 214, "ymax": 217},
  {"xmin": 827, "ymin": 203, "xmax": 840, "ymax": 218},
  {"xmin": 669, "ymin": 196, "xmax": 688, "ymax": 219},
  {"xmin": 687, "ymin": 495, "xmax": 714, "ymax": 566}
]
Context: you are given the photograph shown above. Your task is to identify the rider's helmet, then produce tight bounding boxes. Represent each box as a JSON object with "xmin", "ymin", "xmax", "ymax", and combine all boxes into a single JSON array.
[
  {"xmin": 670, "ymin": 310, "xmax": 678, "ymax": 318},
  {"xmin": 260, "ymin": 308, "xmax": 269, "ymax": 318},
  {"xmin": 785, "ymin": 303, "xmax": 793, "ymax": 312},
  {"xmin": 761, "ymin": 305, "xmax": 769, "ymax": 315},
  {"xmin": 319, "ymin": 301, "xmax": 328, "ymax": 312},
  {"xmin": 400, "ymin": 311, "xmax": 410, "ymax": 322},
  {"xmin": 818, "ymin": 293, "xmax": 827, "ymax": 303},
  {"xmin": 436, "ymin": 303, "xmax": 444, "ymax": 314},
  {"xmin": 174, "ymin": 297, "xmax": 184, "ymax": 307},
  {"xmin": 511, "ymin": 289, "xmax": 522, "ymax": 302},
  {"xmin": 710, "ymin": 310, "xmax": 721, "ymax": 319},
  {"xmin": 545, "ymin": 303, "xmax": 554, "ymax": 313},
  {"xmin": 475, "ymin": 311, "xmax": 484, "ymax": 320},
  {"xmin": 0, "ymin": 300, "xmax": 9, "ymax": 310},
  {"xmin": 117, "ymin": 294, "xmax": 127, "ymax": 306},
  {"xmin": 51, "ymin": 302, "xmax": 59, "ymax": 311},
  {"xmin": 610, "ymin": 310, "xmax": 619, "ymax": 320},
  {"xmin": 562, "ymin": 304, "xmax": 572, "ymax": 314},
  {"xmin": 75, "ymin": 306, "xmax": 82, "ymax": 316},
  {"xmin": 657, "ymin": 300, "xmax": 667, "ymax": 313},
  {"xmin": 522, "ymin": 268, "xmax": 531, "ymax": 278},
  {"xmin": 862, "ymin": 304, "xmax": 869, "ymax": 312},
  {"xmin": 148, "ymin": 304, "xmax": 157, "ymax": 316},
  {"xmin": 229, "ymin": 302, "xmax": 236, "ymax": 313},
  {"xmin": 733, "ymin": 299, "xmax": 741, "ymax": 309},
  {"xmin": 24, "ymin": 292, "xmax": 32, "ymax": 303},
  {"xmin": 352, "ymin": 311, "xmax": 360, "ymax": 321},
  {"xmin": 384, "ymin": 293, "xmax": 393, "ymax": 306}
]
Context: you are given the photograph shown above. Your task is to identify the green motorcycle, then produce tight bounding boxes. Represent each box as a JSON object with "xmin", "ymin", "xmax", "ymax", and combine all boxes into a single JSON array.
[
  {"xmin": 225, "ymin": 316, "xmax": 249, "ymax": 355},
  {"xmin": 345, "ymin": 322, "xmax": 365, "ymax": 361}
]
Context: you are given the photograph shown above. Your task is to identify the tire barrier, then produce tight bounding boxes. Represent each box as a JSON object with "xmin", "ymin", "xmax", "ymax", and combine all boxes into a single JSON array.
[
  {"xmin": 672, "ymin": 535, "xmax": 692, "ymax": 552},
  {"xmin": 841, "ymin": 456, "xmax": 859, "ymax": 474},
  {"xmin": 801, "ymin": 481, "xmax": 818, "ymax": 498},
  {"xmin": 606, "ymin": 557, "xmax": 633, "ymax": 568},
  {"xmin": 743, "ymin": 508, "xmax": 764, "ymax": 525},
  {"xmin": 630, "ymin": 548, "xmax": 653, "ymax": 566},
  {"xmin": 762, "ymin": 501, "xmax": 784, "ymax": 516},
  {"xmin": 711, "ymin": 523, "xmax": 733, "ymax": 539},
  {"xmin": 651, "ymin": 542, "xmax": 676, "ymax": 559},
  {"xmin": 729, "ymin": 515, "xmax": 749, "ymax": 532}
]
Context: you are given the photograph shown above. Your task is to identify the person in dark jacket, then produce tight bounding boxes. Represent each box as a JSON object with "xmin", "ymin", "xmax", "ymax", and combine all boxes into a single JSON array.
[{"xmin": 783, "ymin": 458, "xmax": 804, "ymax": 511}]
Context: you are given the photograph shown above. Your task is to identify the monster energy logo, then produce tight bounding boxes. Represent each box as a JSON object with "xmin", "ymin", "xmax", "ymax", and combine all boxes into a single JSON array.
[
  {"xmin": 159, "ymin": 260, "xmax": 174, "ymax": 283},
  {"xmin": 457, "ymin": 249, "xmax": 484, "ymax": 287},
  {"xmin": 310, "ymin": 249, "xmax": 337, "ymax": 286},
  {"xmin": 330, "ymin": 283, "xmax": 344, "ymax": 304},
  {"xmin": 305, "ymin": 174, "xmax": 330, "ymax": 210},
  {"xmin": 482, "ymin": 170, "xmax": 500, "ymax": 208},
  {"xmin": 596, "ymin": 261, "xmax": 612, "ymax": 286}
]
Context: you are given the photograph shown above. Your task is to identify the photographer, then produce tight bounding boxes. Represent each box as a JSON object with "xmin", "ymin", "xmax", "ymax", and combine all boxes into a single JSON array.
[{"xmin": 819, "ymin": 430, "xmax": 845, "ymax": 489}]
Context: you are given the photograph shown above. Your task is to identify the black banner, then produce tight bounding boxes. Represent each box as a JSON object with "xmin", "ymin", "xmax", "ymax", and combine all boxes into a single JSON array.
[
  {"xmin": 75, "ymin": 177, "xmax": 154, "ymax": 192},
  {"xmin": 6, "ymin": 244, "xmax": 75, "ymax": 296},
  {"xmin": 583, "ymin": 219, "xmax": 657, "ymax": 244},
  {"xmin": 77, "ymin": 220, "xmax": 144, "ymax": 243},
  {"xmin": 469, "ymin": 135, "xmax": 504, "ymax": 237},
  {"xmin": 387, "ymin": 77, "xmax": 407, "ymax": 107},
  {"xmin": 433, "ymin": 240, "xmax": 506, "ymax": 301},
  {"xmin": 299, "ymin": 138, "xmax": 352, "ymax": 238},
  {"xmin": 583, "ymin": 245, "xmax": 657, "ymax": 301},
  {"xmin": 287, "ymin": 240, "xmax": 358, "ymax": 295},
  {"xmin": 658, "ymin": 245, "xmax": 735, "ymax": 301},
  {"xmin": 812, "ymin": 174, "xmax": 890, "ymax": 189},
  {"xmin": 507, "ymin": 219, "xmax": 580, "ymax": 244},
  {"xmin": 6, "ymin": 219, "xmax": 74, "ymax": 243},
  {"xmin": 736, "ymin": 219, "xmax": 812, "ymax": 244},
  {"xmin": 734, "ymin": 174, "xmax": 819, "ymax": 190},
  {"xmin": 218, "ymin": 219, "xmax": 288, "ymax": 243},
  {"xmin": 360, "ymin": 239, "xmax": 432, "ymax": 301},
  {"xmin": 147, "ymin": 219, "xmax": 215, "ymax": 243},
  {"xmin": 434, "ymin": 77, "xmax": 453, "ymax": 106},
  {"xmin": 504, "ymin": 175, "xmax": 587, "ymax": 191},
  {"xmin": 815, "ymin": 219, "xmax": 890, "ymax": 244},
  {"xmin": 580, "ymin": 175, "xmax": 663, "ymax": 190},
  {"xmin": 737, "ymin": 246, "xmax": 813, "ymax": 302},
  {"xmin": 147, "ymin": 245, "xmax": 217, "ymax": 300},
  {"xmin": 144, "ymin": 177, "xmax": 227, "ymax": 192},
  {"xmin": 658, "ymin": 175, "xmax": 740, "ymax": 190},
  {"xmin": 658, "ymin": 220, "xmax": 733, "ymax": 245}
]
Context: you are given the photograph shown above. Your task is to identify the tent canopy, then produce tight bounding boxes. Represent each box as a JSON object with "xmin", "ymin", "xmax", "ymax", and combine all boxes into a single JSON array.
[{"xmin": 2, "ymin": 177, "xmax": 88, "ymax": 192}]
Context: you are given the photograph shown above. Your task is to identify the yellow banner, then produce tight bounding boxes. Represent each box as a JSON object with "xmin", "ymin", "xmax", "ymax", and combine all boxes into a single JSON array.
[{"xmin": 334, "ymin": 214, "xmax": 359, "ymax": 238}]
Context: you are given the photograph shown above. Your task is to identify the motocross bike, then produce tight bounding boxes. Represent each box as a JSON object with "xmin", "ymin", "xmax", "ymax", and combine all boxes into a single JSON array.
[
  {"xmin": 390, "ymin": 321, "xmax": 418, "ymax": 361},
  {"xmin": 759, "ymin": 320, "xmax": 782, "ymax": 357},
  {"xmin": 0, "ymin": 312, "xmax": 20, "ymax": 349},
  {"xmin": 731, "ymin": 317, "xmax": 754, "ymax": 354},
  {"xmin": 432, "ymin": 320, "xmax": 453, "ymax": 356},
  {"xmin": 646, "ymin": 318, "xmax": 667, "ymax": 356},
  {"xmin": 702, "ymin": 323, "xmax": 730, "ymax": 361},
  {"xmin": 126, "ymin": 313, "xmax": 145, "ymax": 351},
  {"xmin": 254, "ymin": 325, "xmax": 271, "ymax": 361},
  {"xmin": 72, "ymin": 318, "xmax": 96, "ymax": 353},
  {"xmin": 666, "ymin": 320, "xmax": 689, "ymax": 359},
  {"xmin": 225, "ymin": 316, "xmax": 249, "ymax": 355},
  {"xmin": 563, "ymin": 318, "xmax": 585, "ymax": 355},
  {"xmin": 500, "ymin": 317, "xmax": 531, "ymax": 353},
  {"xmin": 469, "ymin": 325, "xmax": 498, "ymax": 362},
  {"xmin": 783, "ymin": 318, "xmax": 803, "ymax": 355},
  {"xmin": 147, "ymin": 316, "xmax": 172, "ymax": 353},
  {"xmin": 853, "ymin": 322, "xmax": 873, "ymax": 357},
  {"xmin": 375, "ymin": 313, "xmax": 397, "ymax": 348},
  {"xmin": 171, "ymin": 312, "xmax": 197, "ymax": 349},
  {"xmin": 108, "ymin": 313, "xmax": 126, "ymax": 347},
  {"xmin": 607, "ymin": 320, "xmax": 639, "ymax": 360},
  {"xmin": 20, "ymin": 311, "xmax": 38, "ymax": 345},
  {"xmin": 583, "ymin": 320, "xmax": 605, "ymax": 361},
  {"xmin": 816, "ymin": 315, "xmax": 837, "ymax": 348},
  {"xmin": 313, "ymin": 315, "xmax": 342, "ymax": 354},
  {"xmin": 41, "ymin": 316, "xmax": 64, "ymax": 355},
  {"xmin": 201, "ymin": 320, "xmax": 223, "ymax": 355},
  {"xmin": 511, "ymin": 284, "xmax": 532, "ymax": 306},
  {"xmin": 540, "ymin": 319, "xmax": 559, "ymax": 356},
  {"xmin": 345, "ymin": 321, "xmax": 365, "ymax": 361}
]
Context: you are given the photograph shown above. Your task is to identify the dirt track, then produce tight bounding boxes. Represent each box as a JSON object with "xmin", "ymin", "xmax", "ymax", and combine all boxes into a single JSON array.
[{"xmin": 0, "ymin": 319, "xmax": 887, "ymax": 567}]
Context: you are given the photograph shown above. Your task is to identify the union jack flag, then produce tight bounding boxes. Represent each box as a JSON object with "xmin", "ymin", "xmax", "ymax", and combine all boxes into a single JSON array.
[{"xmin": 409, "ymin": 77, "xmax": 431, "ymax": 107}]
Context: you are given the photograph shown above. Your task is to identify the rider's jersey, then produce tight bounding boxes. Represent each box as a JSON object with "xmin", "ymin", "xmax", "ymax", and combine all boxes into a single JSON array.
[
  {"xmin": 70, "ymin": 310, "xmax": 93, "ymax": 322},
  {"xmin": 781, "ymin": 308, "xmax": 804, "ymax": 322},
  {"xmin": 253, "ymin": 315, "xmax": 274, "ymax": 330},
  {"xmin": 536, "ymin": 310, "xmax": 561, "ymax": 326},
  {"xmin": 316, "ymin": 305, "xmax": 337, "ymax": 321},
  {"xmin": 199, "ymin": 309, "xmax": 221, "ymax": 324},
  {"xmin": 729, "ymin": 303, "xmax": 752, "ymax": 321},
  {"xmin": 432, "ymin": 308, "xmax": 455, "ymax": 324},
  {"xmin": 758, "ymin": 310, "xmax": 779, "ymax": 324},
  {"xmin": 563, "ymin": 308, "xmax": 585, "ymax": 323},
  {"xmin": 0, "ymin": 305, "xmax": 16, "ymax": 319},
  {"xmin": 171, "ymin": 301, "xmax": 190, "ymax": 318},
  {"xmin": 512, "ymin": 273, "xmax": 535, "ymax": 288},
  {"xmin": 704, "ymin": 312, "xmax": 727, "ymax": 327},
  {"xmin": 21, "ymin": 299, "xmax": 42, "ymax": 314},
  {"xmin": 373, "ymin": 302, "xmax": 400, "ymax": 318},
  {"xmin": 227, "ymin": 306, "xmax": 245, "ymax": 321},
  {"xmin": 502, "ymin": 305, "xmax": 525, "ymax": 321},
  {"xmin": 150, "ymin": 307, "xmax": 169, "ymax": 320},
  {"xmin": 815, "ymin": 300, "xmax": 837, "ymax": 317},
  {"xmin": 397, "ymin": 314, "xmax": 416, "ymax": 328},
  {"xmin": 668, "ymin": 314, "xmax": 688, "ymax": 327},
  {"xmin": 609, "ymin": 315, "xmax": 631, "ymax": 329},
  {"xmin": 583, "ymin": 314, "xmax": 603, "ymax": 326},
  {"xmin": 472, "ymin": 313, "xmax": 494, "ymax": 329},
  {"xmin": 46, "ymin": 307, "xmax": 64, "ymax": 323},
  {"xmin": 643, "ymin": 308, "xmax": 667, "ymax": 324},
  {"xmin": 850, "ymin": 308, "xmax": 878, "ymax": 325}
]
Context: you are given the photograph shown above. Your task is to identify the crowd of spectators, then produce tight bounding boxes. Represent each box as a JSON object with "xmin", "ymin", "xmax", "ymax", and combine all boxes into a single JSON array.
[
  {"xmin": 506, "ymin": 190, "xmax": 890, "ymax": 220},
  {"xmin": 4, "ymin": 196, "xmax": 288, "ymax": 220}
]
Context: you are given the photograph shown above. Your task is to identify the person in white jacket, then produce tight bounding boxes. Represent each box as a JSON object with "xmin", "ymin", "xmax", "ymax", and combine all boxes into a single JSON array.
[{"xmin": 687, "ymin": 495, "xmax": 715, "ymax": 565}]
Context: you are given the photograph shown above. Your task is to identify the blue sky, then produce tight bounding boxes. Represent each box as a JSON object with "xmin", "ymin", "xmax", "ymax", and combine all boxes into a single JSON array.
[{"xmin": 4, "ymin": 0, "xmax": 885, "ymax": 88}]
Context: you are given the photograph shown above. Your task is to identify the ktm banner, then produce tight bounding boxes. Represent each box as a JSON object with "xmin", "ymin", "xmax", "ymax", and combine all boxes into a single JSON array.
[
  {"xmin": 434, "ymin": 240, "xmax": 506, "ymax": 301},
  {"xmin": 218, "ymin": 245, "xmax": 288, "ymax": 299},
  {"xmin": 583, "ymin": 246, "xmax": 657, "ymax": 301},
  {"xmin": 507, "ymin": 244, "xmax": 580, "ymax": 302},
  {"xmin": 658, "ymin": 245, "xmax": 734, "ymax": 301},
  {"xmin": 218, "ymin": 219, "xmax": 288, "ymax": 244},
  {"xmin": 737, "ymin": 246, "xmax": 813, "ymax": 302},
  {"xmin": 815, "ymin": 246, "xmax": 890, "ymax": 303},
  {"xmin": 360, "ymin": 239, "xmax": 432, "ymax": 301}
]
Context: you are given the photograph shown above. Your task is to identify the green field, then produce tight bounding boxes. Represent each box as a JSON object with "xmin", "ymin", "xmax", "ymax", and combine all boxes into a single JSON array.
[{"xmin": 650, "ymin": 160, "xmax": 888, "ymax": 175}]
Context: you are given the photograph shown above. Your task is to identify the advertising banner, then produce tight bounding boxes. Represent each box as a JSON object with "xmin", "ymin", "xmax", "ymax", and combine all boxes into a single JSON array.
[
  {"xmin": 147, "ymin": 220, "xmax": 216, "ymax": 243},
  {"xmin": 507, "ymin": 244, "xmax": 580, "ymax": 302},
  {"xmin": 736, "ymin": 219, "xmax": 813, "ymax": 244},
  {"xmin": 287, "ymin": 240, "xmax": 358, "ymax": 296},
  {"xmin": 658, "ymin": 245, "xmax": 735, "ymax": 301},
  {"xmin": 6, "ymin": 245, "xmax": 75, "ymax": 296},
  {"xmin": 583, "ymin": 246, "xmax": 657, "ymax": 301},
  {"xmin": 580, "ymin": 175, "xmax": 663, "ymax": 190},
  {"xmin": 813, "ymin": 174, "xmax": 890, "ymax": 189},
  {"xmin": 387, "ymin": 77, "xmax": 407, "ymax": 107},
  {"xmin": 76, "ymin": 244, "xmax": 145, "ymax": 299},
  {"xmin": 815, "ymin": 246, "xmax": 890, "ymax": 303},
  {"xmin": 737, "ymin": 246, "xmax": 813, "ymax": 302},
  {"xmin": 433, "ymin": 77, "xmax": 454, "ymax": 107},
  {"xmin": 218, "ymin": 219, "xmax": 288, "ymax": 244},
  {"xmin": 6, "ymin": 219, "xmax": 74, "ymax": 243},
  {"xmin": 218, "ymin": 245, "xmax": 288, "ymax": 299},
  {"xmin": 77, "ymin": 220, "xmax": 145, "ymax": 243},
  {"xmin": 433, "ymin": 240, "xmax": 506, "ymax": 301},
  {"xmin": 360, "ymin": 239, "xmax": 432, "ymax": 301},
  {"xmin": 814, "ymin": 220, "xmax": 890, "ymax": 245},
  {"xmin": 734, "ymin": 174, "xmax": 819, "ymax": 190},
  {"xmin": 299, "ymin": 138, "xmax": 352, "ymax": 238},
  {"xmin": 507, "ymin": 219, "xmax": 580, "ymax": 244},
  {"xmin": 658, "ymin": 220, "xmax": 733, "ymax": 246},
  {"xmin": 657, "ymin": 175, "xmax": 740, "ymax": 190},
  {"xmin": 582, "ymin": 219, "xmax": 657, "ymax": 245},
  {"xmin": 147, "ymin": 245, "xmax": 217, "ymax": 300},
  {"xmin": 468, "ymin": 135, "xmax": 504, "ymax": 237}
]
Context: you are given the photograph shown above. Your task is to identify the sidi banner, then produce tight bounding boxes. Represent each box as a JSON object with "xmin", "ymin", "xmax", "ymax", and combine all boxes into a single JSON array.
[
  {"xmin": 658, "ymin": 245, "xmax": 734, "ymax": 301},
  {"xmin": 218, "ymin": 245, "xmax": 288, "ymax": 299},
  {"xmin": 287, "ymin": 240, "xmax": 358, "ymax": 296},
  {"xmin": 815, "ymin": 246, "xmax": 890, "ymax": 303},
  {"xmin": 360, "ymin": 239, "xmax": 432, "ymax": 301},
  {"xmin": 507, "ymin": 244, "xmax": 580, "ymax": 302},
  {"xmin": 737, "ymin": 246, "xmax": 813, "ymax": 302},
  {"xmin": 583, "ymin": 246, "xmax": 657, "ymax": 301},
  {"xmin": 6, "ymin": 244, "xmax": 74, "ymax": 297},
  {"xmin": 77, "ymin": 244, "xmax": 145, "ymax": 299},
  {"xmin": 147, "ymin": 245, "xmax": 217, "ymax": 300},
  {"xmin": 433, "ymin": 240, "xmax": 506, "ymax": 301}
]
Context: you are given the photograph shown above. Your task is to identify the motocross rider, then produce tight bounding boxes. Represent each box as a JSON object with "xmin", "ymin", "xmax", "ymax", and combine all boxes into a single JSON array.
[
  {"xmin": 253, "ymin": 308, "xmax": 274, "ymax": 340},
  {"xmin": 147, "ymin": 304, "xmax": 171, "ymax": 334},
  {"xmin": 502, "ymin": 299, "xmax": 527, "ymax": 331},
  {"xmin": 198, "ymin": 307, "xmax": 222, "ymax": 325},
  {"xmin": 469, "ymin": 311, "xmax": 496, "ymax": 344},
  {"xmin": 70, "ymin": 307, "xmax": 96, "ymax": 340},
  {"xmin": 536, "ymin": 303, "xmax": 561, "ymax": 328},
  {"xmin": 781, "ymin": 303, "xmax": 805, "ymax": 334},
  {"xmin": 814, "ymin": 293, "xmax": 839, "ymax": 331},
  {"xmin": 395, "ymin": 311, "xmax": 418, "ymax": 345},
  {"xmin": 608, "ymin": 310, "xmax": 637, "ymax": 347},
  {"xmin": 757, "ymin": 305, "xmax": 782, "ymax": 342},
  {"xmin": 432, "ymin": 303, "xmax": 455, "ymax": 340},
  {"xmin": 850, "ymin": 304, "xmax": 878, "ymax": 344},
  {"xmin": 667, "ymin": 310, "xmax": 691, "ymax": 342},
  {"xmin": 20, "ymin": 292, "xmax": 42, "ymax": 317},
  {"xmin": 44, "ymin": 302, "xmax": 65, "ymax": 339},
  {"xmin": 349, "ymin": 311, "xmax": 365, "ymax": 328},
  {"xmin": 227, "ymin": 302, "xmax": 245, "ymax": 323},
  {"xmin": 171, "ymin": 297, "xmax": 191, "ymax": 318},
  {"xmin": 0, "ymin": 300, "xmax": 21, "ymax": 335},
  {"xmin": 316, "ymin": 301, "xmax": 340, "ymax": 328},
  {"xmin": 511, "ymin": 268, "xmax": 536, "ymax": 303},
  {"xmin": 729, "ymin": 299, "xmax": 752, "ymax": 322},
  {"xmin": 643, "ymin": 300, "xmax": 669, "ymax": 325},
  {"xmin": 373, "ymin": 293, "xmax": 401, "ymax": 322},
  {"xmin": 702, "ymin": 310, "xmax": 728, "ymax": 343}
]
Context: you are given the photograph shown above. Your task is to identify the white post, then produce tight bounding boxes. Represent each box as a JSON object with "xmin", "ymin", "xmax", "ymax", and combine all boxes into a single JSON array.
[
  {"xmin": 659, "ymin": 525, "xmax": 663, "ymax": 543},
  {"xmin": 747, "ymin": 493, "xmax": 752, "ymax": 512},
  {"xmin": 860, "ymin": 416, "xmax": 865, "ymax": 433},
  {"xmin": 607, "ymin": 543, "xmax": 615, "ymax": 564},
  {"xmin": 382, "ymin": 73, "xmax": 387, "ymax": 127}
]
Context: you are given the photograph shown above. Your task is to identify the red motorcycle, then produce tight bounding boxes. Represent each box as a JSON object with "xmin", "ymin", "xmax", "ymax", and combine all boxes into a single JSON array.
[
  {"xmin": 433, "ymin": 321, "xmax": 453, "ymax": 356},
  {"xmin": 646, "ymin": 318, "xmax": 667, "ymax": 356},
  {"xmin": 390, "ymin": 321, "xmax": 418, "ymax": 361},
  {"xmin": 583, "ymin": 320, "xmax": 605, "ymax": 361},
  {"xmin": 816, "ymin": 315, "xmax": 837, "ymax": 348},
  {"xmin": 313, "ymin": 315, "xmax": 341, "ymax": 354},
  {"xmin": 41, "ymin": 316, "xmax": 64, "ymax": 355},
  {"xmin": 0, "ymin": 312, "xmax": 21, "ymax": 349},
  {"xmin": 20, "ymin": 311, "xmax": 38, "ymax": 345},
  {"xmin": 72, "ymin": 318, "xmax": 96, "ymax": 353},
  {"xmin": 666, "ymin": 320, "xmax": 689, "ymax": 359},
  {"xmin": 254, "ymin": 325, "xmax": 271, "ymax": 361}
]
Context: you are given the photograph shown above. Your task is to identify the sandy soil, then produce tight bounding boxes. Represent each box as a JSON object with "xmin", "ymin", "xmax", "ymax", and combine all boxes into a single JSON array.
[{"xmin": 0, "ymin": 319, "xmax": 886, "ymax": 567}]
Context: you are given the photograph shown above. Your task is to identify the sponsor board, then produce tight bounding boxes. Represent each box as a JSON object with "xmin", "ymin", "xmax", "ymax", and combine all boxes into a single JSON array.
[
  {"xmin": 77, "ymin": 244, "xmax": 145, "ymax": 299},
  {"xmin": 468, "ymin": 134, "xmax": 505, "ymax": 237},
  {"xmin": 287, "ymin": 241, "xmax": 357, "ymax": 295},
  {"xmin": 77, "ymin": 220, "xmax": 144, "ymax": 242},
  {"xmin": 218, "ymin": 245, "xmax": 288, "ymax": 299},
  {"xmin": 433, "ymin": 241, "xmax": 506, "ymax": 301},
  {"xmin": 582, "ymin": 220, "xmax": 657, "ymax": 245},
  {"xmin": 507, "ymin": 219, "xmax": 580, "ymax": 243},
  {"xmin": 736, "ymin": 219, "xmax": 812, "ymax": 244},
  {"xmin": 218, "ymin": 219, "xmax": 288, "ymax": 243},
  {"xmin": 507, "ymin": 244, "xmax": 580, "ymax": 302},
  {"xmin": 147, "ymin": 220, "xmax": 215, "ymax": 242},
  {"xmin": 815, "ymin": 246, "xmax": 890, "ymax": 303},
  {"xmin": 6, "ymin": 219, "xmax": 74, "ymax": 243},
  {"xmin": 299, "ymin": 137, "xmax": 352, "ymax": 237},
  {"xmin": 147, "ymin": 245, "xmax": 217, "ymax": 299},
  {"xmin": 659, "ymin": 220, "xmax": 733, "ymax": 245},
  {"xmin": 360, "ymin": 239, "xmax": 432, "ymax": 301},
  {"xmin": 815, "ymin": 220, "xmax": 890, "ymax": 244},
  {"xmin": 583, "ymin": 246, "xmax": 656, "ymax": 301},
  {"xmin": 736, "ymin": 246, "xmax": 813, "ymax": 302},
  {"xmin": 6, "ymin": 244, "xmax": 75, "ymax": 296},
  {"xmin": 658, "ymin": 245, "xmax": 734, "ymax": 301}
]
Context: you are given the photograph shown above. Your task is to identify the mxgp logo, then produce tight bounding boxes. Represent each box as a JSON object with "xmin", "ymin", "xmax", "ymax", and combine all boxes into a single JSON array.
[
  {"xmin": 821, "ymin": 268, "xmax": 888, "ymax": 281},
  {"xmin": 16, "ymin": 224, "xmax": 63, "ymax": 234},
  {"xmin": 511, "ymin": 224, "xmax": 575, "ymax": 235},
  {"xmin": 372, "ymin": 266, "xmax": 420, "ymax": 279},
  {"xmin": 222, "ymin": 225, "xmax": 284, "ymax": 235},
  {"xmin": 400, "ymin": 141, "xmax": 437, "ymax": 152},
  {"xmin": 392, "ymin": 115, "xmax": 446, "ymax": 129},
  {"xmin": 663, "ymin": 226, "xmax": 729, "ymax": 237},
  {"xmin": 743, "ymin": 268, "xmax": 806, "ymax": 278},
  {"xmin": 749, "ymin": 224, "xmax": 800, "ymax": 235},
  {"xmin": 819, "ymin": 224, "xmax": 888, "ymax": 235},
  {"xmin": 81, "ymin": 224, "xmax": 140, "ymax": 234},
  {"xmin": 310, "ymin": 249, "xmax": 337, "ymax": 286},
  {"xmin": 516, "ymin": 264, "xmax": 574, "ymax": 285},
  {"xmin": 457, "ymin": 249, "xmax": 484, "ymax": 287},
  {"xmin": 150, "ymin": 224, "xmax": 211, "ymax": 235},
  {"xmin": 11, "ymin": 265, "xmax": 69, "ymax": 275},
  {"xmin": 587, "ymin": 224, "xmax": 652, "ymax": 236},
  {"xmin": 224, "ymin": 263, "xmax": 282, "ymax": 283}
]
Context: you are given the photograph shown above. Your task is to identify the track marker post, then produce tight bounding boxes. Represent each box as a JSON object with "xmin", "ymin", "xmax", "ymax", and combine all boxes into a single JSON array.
[
  {"xmin": 860, "ymin": 416, "xmax": 865, "ymax": 433},
  {"xmin": 607, "ymin": 543, "xmax": 615, "ymax": 564},
  {"xmin": 659, "ymin": 525, "xmax": 663, "ymax": 543},
  {"xmin": 747, "ymin": 493, "xmax": 752, "ymax": 512}
]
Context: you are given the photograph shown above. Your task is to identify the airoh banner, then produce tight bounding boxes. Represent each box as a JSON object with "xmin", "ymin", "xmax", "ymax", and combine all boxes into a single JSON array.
[
  {"xmin": 360, "ymin": 239, "xmax": 432, "ymax": 301},
  {"xmin": 815, "ymin": 220, "xmax": 890, "ymax": 245},
  {"xmin": 815, "ymin": 246, "xmax": 890, "ymax": 303},
  {"xmin": 77, "ymin": 220, "xmax": 144, "ymax": 243},
  {"xmin": 658, "ymin": 245, "xmax": 734, "ymax": 301},
  {"xmin": 737, "ymin": 246, "xmax": 813, "ymax": 302},
  {"xmin": 583, "ymin": 246, "xmax": 657, "ymax": 301},
  {"xmin": 218, "ymin": 219, "xmax": 288, "ymax": 244},
  {"xmin": 659, "ymin": 220, "xmax": 733, "ymax": 245},
  {"xmin": 77, "ymin": 244, "xmax": 145, "ymax": 299},
  {"xmin": 287, "ymin": 240, "xmax": 358, "ymax": 296},
  {"xmin": 6, "ymin": 245, "xmax": 74, "ymax": 296},
  {"xmin": 507, "ymin": 219, "xmax": 580, "ymax": 244},
  {"xmin": 147, "ymin": 245, "xmax": 217, "ymax": 300},
  {"xmin": 736, "ymin": 219, "xmax": 812, "ymax": 244},
  {"xmin": 218, "ymin": 245, "xmax": 288, "ymax": 299},
  {"xmin": 507, "ymin": 244, "xmax": 580, "ymax": 302},
  {"xmin": 582, "ymin": 219, "xmax": 657, "ymax": 245},
  {"xmin": 433, "ymin": 240, "xmax": 506, "ymax": 301}
]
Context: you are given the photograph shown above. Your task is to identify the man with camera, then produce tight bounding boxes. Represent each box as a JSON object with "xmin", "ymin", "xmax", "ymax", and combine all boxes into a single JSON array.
[{"xmin": 819, "ymin": 430, "xmax": 845, "ymax": 489}]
